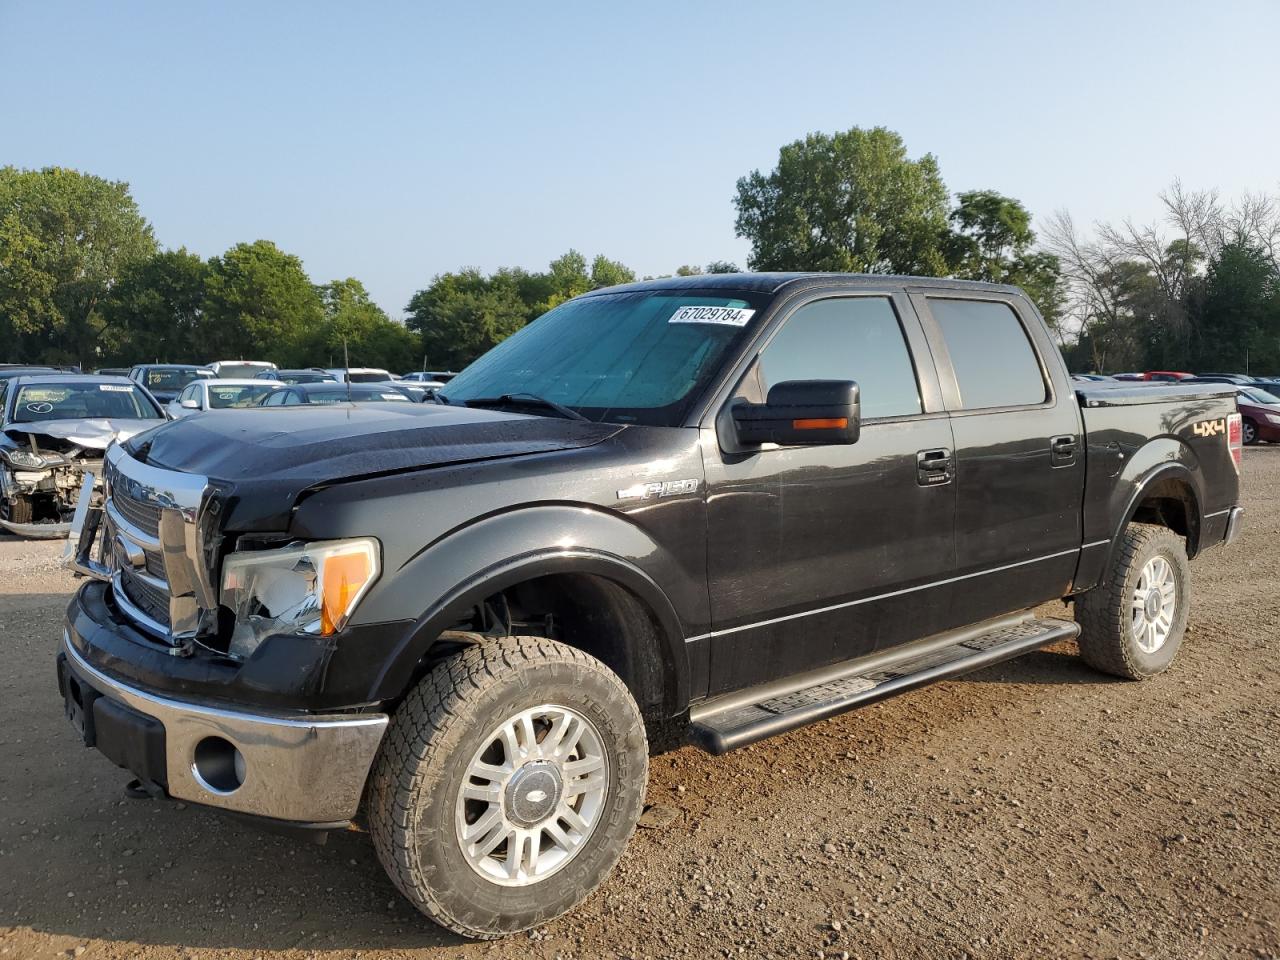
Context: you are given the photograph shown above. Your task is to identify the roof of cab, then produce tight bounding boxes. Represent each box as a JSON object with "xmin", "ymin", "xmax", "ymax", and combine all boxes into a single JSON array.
[{"xmin": 580, "ymin": 272, "xmax": 1026, "ymax": 298}]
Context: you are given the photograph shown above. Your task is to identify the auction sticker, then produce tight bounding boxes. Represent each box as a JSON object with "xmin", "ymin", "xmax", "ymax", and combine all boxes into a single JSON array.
[
  {"xmin": 668, "ymin": 305, "xmax": 755, "ymax": 327},
  {"xmin": 99, "ymin": 384, "xmax": 133, "ymax": 392}
]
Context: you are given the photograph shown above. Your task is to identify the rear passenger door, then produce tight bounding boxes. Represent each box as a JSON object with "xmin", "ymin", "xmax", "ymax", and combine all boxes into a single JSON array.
[{"xmin": 909, "ymin": 291, "xmax": 1085, "ymax": 625}]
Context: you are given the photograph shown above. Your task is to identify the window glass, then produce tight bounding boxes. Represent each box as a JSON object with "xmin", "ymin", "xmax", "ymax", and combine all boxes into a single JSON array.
[
  {"xmin": 12, "ymin": 382, "xmax": 162, "ymax": 422},
  {"xmin": 930, "ymin": 299, "xmax": 1046, "ymax": 409},
  {"xmin": 756, "ymin": 297, "xmax": 921, "ymax": 419}
]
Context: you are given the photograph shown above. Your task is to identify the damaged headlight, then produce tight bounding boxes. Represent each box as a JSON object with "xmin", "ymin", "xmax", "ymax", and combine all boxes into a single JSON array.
[
  {"xmin": 220, "ymin": 538, "xmax": 381, "ymax": 659},
  {"xmin": 2, "ymin": 449, "xmax": 65, "ymax": 470}
]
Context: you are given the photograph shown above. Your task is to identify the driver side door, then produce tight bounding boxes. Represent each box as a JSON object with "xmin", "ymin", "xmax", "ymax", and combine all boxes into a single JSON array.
[{"xmin": 701, "ymin": 290, "xmax": 958, "ymax": 695}]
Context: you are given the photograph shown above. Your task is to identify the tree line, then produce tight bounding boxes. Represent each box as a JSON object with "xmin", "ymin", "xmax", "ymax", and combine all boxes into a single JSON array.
[{"xmin": 3, "ymin": 130, "xmax": 1277, "ymax": 375}]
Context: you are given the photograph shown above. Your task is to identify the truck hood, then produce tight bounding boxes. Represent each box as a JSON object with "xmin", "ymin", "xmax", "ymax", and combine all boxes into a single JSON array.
[
  {"xmin": 126, "ymin": 403, "xmax": 625, "ymax": 530},
  {"xmin": 5, "ymin": 418, "xmax": 159, "ymax": 452}
]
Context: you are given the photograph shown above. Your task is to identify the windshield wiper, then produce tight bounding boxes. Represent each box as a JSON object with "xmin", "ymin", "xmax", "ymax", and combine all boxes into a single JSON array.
[{"xmin": 463, "ymin": 393, "xmax": 589, "ymax": 421}]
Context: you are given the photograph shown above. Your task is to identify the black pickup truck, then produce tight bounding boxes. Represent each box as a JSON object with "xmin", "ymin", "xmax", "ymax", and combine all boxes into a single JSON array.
[{"xmin": 59, "ymin": 273, "xmax": 1244, "ymax": 937}]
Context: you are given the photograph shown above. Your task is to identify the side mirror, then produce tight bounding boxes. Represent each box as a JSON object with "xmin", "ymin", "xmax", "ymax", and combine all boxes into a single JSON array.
[
  {"xmin": 180, "ymin": 398, "xmax": 199, "ymax": 410},
  {"xmin": 732, "ymin": 380, "xmax": 860, "ymax": 446}
]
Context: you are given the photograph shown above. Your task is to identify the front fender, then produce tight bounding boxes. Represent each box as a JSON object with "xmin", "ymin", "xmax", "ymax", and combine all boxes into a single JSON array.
[{"xmin": 358, "ymin": 504, "xmax": 695, "ymax": 710}]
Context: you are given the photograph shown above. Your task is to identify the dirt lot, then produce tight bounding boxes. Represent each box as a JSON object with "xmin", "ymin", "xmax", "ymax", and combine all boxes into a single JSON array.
[{"xmin": 1, "ymin": 451, "xmax": 1277, "ymax": 960}]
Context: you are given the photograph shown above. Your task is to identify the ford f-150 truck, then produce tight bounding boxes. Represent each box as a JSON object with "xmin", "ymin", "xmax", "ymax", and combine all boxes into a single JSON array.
[{"xmin": 59, "ymin": 273, "xmax": 1244, "ymax": 938}]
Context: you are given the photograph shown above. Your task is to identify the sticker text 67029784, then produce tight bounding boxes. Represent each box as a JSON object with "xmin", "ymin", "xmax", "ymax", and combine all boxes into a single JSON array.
[{"xmin": 668, "ymin": 306, "xmax": 755, "ymax": 327}]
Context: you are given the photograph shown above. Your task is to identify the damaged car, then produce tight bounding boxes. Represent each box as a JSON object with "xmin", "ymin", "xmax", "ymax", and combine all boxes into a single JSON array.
[{"xmin": 0, "ymin": 375, "xmax": 165, "ymax": 537}]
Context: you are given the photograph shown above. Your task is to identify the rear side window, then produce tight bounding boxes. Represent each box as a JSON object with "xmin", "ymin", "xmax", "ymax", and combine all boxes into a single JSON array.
[
  {"xmin": 756, "ymin": 297, "xmax": 921, "ymax": 419},
  {"xmin": 930, "ymin": 299, "xmax": 1046, "ymax": 409}
]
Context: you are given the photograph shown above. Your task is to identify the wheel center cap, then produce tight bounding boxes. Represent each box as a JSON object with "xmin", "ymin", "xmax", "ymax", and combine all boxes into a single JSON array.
[
  {"xmin": 505, "ymin": 762, "xmax": 562, "ymax": 827},
  {"xmin": 1144, "ymin": 590, "xmax": 1161, "ymax": 619}
]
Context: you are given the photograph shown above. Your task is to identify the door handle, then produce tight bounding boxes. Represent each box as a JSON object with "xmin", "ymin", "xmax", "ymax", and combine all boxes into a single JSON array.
[
  {"xmin": 1051, "ymin": 435, "xmax": 1077, "ymax": 465},
  {"xmin": 916, "ymin": 448, "xmax": 953, "ymax": 486}
]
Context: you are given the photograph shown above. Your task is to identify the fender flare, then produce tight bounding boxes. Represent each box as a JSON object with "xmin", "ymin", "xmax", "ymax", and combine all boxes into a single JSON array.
[
  {"xmin": 363, "ymin": 508, "xmax": 693, "ymax": 713},
  {"xmin": 1109, "ymin": 461, "xmax": 1205, "ymax": 560}
]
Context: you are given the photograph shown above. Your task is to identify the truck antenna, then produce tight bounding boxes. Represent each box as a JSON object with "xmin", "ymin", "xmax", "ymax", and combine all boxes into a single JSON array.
[{"xmin": 343, "ymin": 337, "xmax": 352, "ymax": 403}]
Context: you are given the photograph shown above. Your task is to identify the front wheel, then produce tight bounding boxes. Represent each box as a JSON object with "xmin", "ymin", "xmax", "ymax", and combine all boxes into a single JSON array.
[
  {"xmin": 366, "ymin": 635, "xmax": 648, "ymax": 939},
  {"xmin": 1075, "ymin": 523, "xmax": 1190, "ymax": 679}
]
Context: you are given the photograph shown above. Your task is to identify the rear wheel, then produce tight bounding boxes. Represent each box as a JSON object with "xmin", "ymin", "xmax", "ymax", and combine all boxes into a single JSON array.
[
  {"xmin": 366, "ymin": 635, "xmax": 648, "ymax": 939},
  {"xmin": 1075, "ymin": 523, "xmax": 1190, "ymax": 679},
  {"xmin": 1242, "ymin": 418, "xmax": 1258, "ymax": 445}
]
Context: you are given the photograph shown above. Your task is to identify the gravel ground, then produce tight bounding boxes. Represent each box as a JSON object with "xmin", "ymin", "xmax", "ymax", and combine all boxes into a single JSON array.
[{"xmin": 1, "ymin": 449, "xmax": 1277, "ymax": 960}]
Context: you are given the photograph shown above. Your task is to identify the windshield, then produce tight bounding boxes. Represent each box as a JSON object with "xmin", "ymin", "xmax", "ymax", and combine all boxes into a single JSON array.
[
  {"xmin": 12, "ymin": 382, "xmax": 161, "ymax": 422},
  {"xmin": 278, "ymin": 372, "xmax": 335, "ymax": 385},
  {"xmin": 215, "ymin": 363, "xmax": 273, "ymax": 379},
  {"xmin": 144, "ymin": 368, "xmax": 212, "ymax": 390},
  {"xmin": 207, "ymin": 384, "xmax": 278, "ymax": 408},
  {"xmin": 440, "ymin": 291, "xmax": 765, "ymax": 425},
  {"xmin": 305, "ymin": 386, "xmax": 409, "ymax": 405},
  {"xmin": 347, "ymin": 371, "xmax": 392, "ymax": 383},
  {"xmin": 1242, "ymin": 387, "xmax": 1280, "ymax": 405}
]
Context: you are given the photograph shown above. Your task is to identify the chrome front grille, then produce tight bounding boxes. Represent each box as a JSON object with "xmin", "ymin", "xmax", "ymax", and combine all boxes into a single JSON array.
[
  {"xmin": 112, "ymin": 489, "xmax": 162, "ymax": 539},
  {"xmin": 119, "ymin": 568, "xmax": 171, "ymax": 626},
  {"xmin": 74, "ymin": 444, "xmax": 217, "ymax": 644}
]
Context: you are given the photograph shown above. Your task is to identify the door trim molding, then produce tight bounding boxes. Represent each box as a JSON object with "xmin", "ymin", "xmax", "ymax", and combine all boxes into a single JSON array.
[{"xmin": 684, "ymin": 547, "xmax": 1080, "ymax": 643}]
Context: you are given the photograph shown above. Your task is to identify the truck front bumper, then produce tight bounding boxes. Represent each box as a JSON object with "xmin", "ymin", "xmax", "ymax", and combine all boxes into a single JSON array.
[{"xmin": 58, "ymin": 632, "xmax": 388, "ymax": 825}]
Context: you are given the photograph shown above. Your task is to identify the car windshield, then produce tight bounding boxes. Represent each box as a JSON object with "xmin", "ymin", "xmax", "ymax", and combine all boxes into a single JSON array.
[
  {"xmin": 440, "ymin": 291, "xmax": 766, "ymax": 425},
  {"xmin": 144, "ymin": 368, "xmax": 212, "ymax": 390},
  {"xmin": 1242, "ymin": 387, "xmax": 1280, "ymax": 405},
  {"xmin": 278, "ymin": 373, "xmax": 334, "ymax": 384},
  {"xmin": 347, "ymin": 371, "xmax": 392, "ymax": 383},
  {"xmin": 216, "ymin": 364, "xmax": 273, "ymax": 379},
  {"xmin": 206, "ymin": 384, "xmax": 278, "ymax": 408},
  {"xmin": 12, "ymin": 382, "xmax": 161, "ymax": 422},
  {"xmin": 305, "ymin": 386, "xmax": 409, "ymax": 405}
]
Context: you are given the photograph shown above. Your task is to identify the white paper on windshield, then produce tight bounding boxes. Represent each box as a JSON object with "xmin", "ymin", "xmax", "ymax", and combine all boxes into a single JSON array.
[
  {"xmin": 668, "ymin": 306, "xmax": 755, "ymax": 327},
  {"xmin": 98, "ymin": 384, "xmax": 133, "ymax": 392}
]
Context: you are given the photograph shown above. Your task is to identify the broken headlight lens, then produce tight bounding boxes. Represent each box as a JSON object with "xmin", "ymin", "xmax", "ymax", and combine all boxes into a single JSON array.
[
  {"xmin": 2, "ymin": 449, "xmax": 64, "ymax": 470},
  {"xmin": 220, "ymin": 537, "xmax": 381, "ymax": 659}
]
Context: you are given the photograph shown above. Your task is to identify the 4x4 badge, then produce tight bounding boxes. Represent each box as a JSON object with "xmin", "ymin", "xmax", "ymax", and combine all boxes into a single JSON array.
[
  {"xmin": 1193, "ymin": 418, "xmax": 1226, "ymax": 437},
  {"xmin": 616, "ymin": 478, "xmax": 700, "ymax": 501}
]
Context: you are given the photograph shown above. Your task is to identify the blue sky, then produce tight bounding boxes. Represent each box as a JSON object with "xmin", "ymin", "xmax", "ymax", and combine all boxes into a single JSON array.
[{"xmin": 3, "ymin": 0, "xmax": 1278, "ymax": 317}]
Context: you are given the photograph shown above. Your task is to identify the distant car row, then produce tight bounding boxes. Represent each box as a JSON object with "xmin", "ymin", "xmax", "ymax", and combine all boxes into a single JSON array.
[{"xmin": 0, "ymin": 365, "xmax": 456, "ymax": 538}]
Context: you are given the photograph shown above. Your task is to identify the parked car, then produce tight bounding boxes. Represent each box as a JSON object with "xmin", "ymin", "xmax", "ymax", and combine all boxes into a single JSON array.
[
  {"xmin": 167, "ymin": 378, "xmax": 281, "ymax": 418},
  {"xmin": 257, "ymin": 381, "xmax": 413, "ymax": 406},
  {"xmin": 260, "ymin": 369, "xmax": 339, "ymax": 385},
  {"xmin": 1110, "ymin": 372, "xmax": 1144, "ymax": 381},
  {"xmin": 93, "ymin": 367, "xmax": 132, "ymax": 377},
  {"xmin": 0, "ymin": 365, "xmax": 63, "ymax": 383},
  {"xmin": 1181, "ymin": 374, "xmax": 1255, "ymax": 385},
  {"xmin": 61, "ymin": 273, "xmax": 1243, "ymax": 938},
  {"xmin": 1234, "ymin": 385, "xmax": 1280, "ymax": 444},
  {"xmin": 389, "ymin": 380, "xmax": 444, "ymax": 402},
  {"xmin": 128, "ymin": 364, "xmax": 216, "ymax": 404},
  {"xmin": 1071, "ymin": 373, "xmax": 1115, "ymax": 382},
  {"xmin": 208, "ymin": 360, "xmax": 278, "ymax": 379},
  {"xmin": 402, "ymin": 370, "xmax": 459, "ymax": 384},
  {"xmin": 323, "ymin": 367, "xmax": 395, "ymax": 383},
  {"xmin": 1142, "ymin": 370, "xmax": 1194, "ymax": 381},
  {"xmin": 0, "ymin": 374, "xmax": 164, "ymax": 537}
]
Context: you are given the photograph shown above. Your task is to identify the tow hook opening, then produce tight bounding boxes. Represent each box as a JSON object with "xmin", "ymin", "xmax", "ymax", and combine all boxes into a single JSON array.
[
  {"xmin": 124, "ymin": 777, "xmax": 165, "ymax": 800},
  {"xmin": 192, "ymin": 736, "xmax": 246, "ymax": 794}
]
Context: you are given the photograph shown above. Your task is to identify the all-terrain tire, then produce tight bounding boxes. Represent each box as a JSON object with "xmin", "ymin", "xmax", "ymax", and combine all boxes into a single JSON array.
[
  {"xmin": 366, "ymin": 635, "xmax": 648, "ymax": 939},
  {"xmin": 1075, "ymin": 523, "xmax": 1190, "ymax": 679}
]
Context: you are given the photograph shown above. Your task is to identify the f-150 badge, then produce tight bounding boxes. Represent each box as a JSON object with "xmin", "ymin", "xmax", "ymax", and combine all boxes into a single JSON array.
[
  {"xmin": 616, "ymin": 478, "xmax": 700, "ymax": 501},
  {"xmin": 1193, "ymin": 418, "xmax": 1227, "ymax": 438}
]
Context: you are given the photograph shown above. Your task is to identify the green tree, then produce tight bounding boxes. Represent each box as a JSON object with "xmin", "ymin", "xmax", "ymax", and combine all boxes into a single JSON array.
[
  {"xmin": 0, "ymin": 166, "xmax": 156, "ymax": 364},
  {"xmin": 590, "ymin": 254, "xmax": 635, "ymax": 289},
  {"xmin": 200, "ymin": 240, "xmax": 323, "ymax": 364},
  {"xmin": 948, "ymin": 190, "xmax": 1065, "ymax": 330},
  {"xmin": 405, "ymin": 268, "xmax": 530, "ymax": 370},
  {"xmin": 99, "ymin": 248, "xmax": 208, "ymax": 364},
  {"xmin": 306, "ymin": 277, "xmax": 416, "ymax": 370},
  {"xmin": 733, "ymin": 127, "xmax": 952, "ymax": 275},
  {"xmin": 705, "ymin": 260, "xmax": 740, "ymax": 274},
  {"xmin": 1190, "ymin": 241, "xmax": 1280, "ymax": 372}
]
